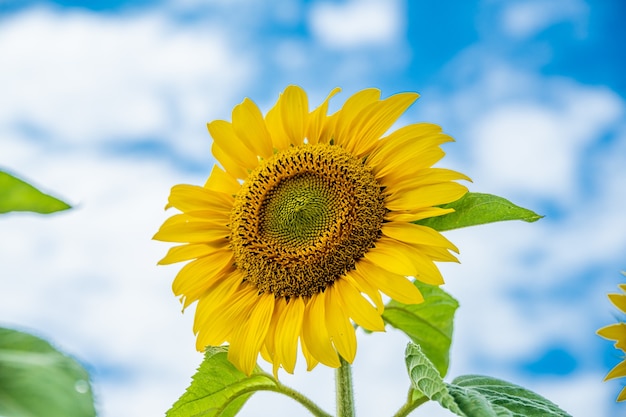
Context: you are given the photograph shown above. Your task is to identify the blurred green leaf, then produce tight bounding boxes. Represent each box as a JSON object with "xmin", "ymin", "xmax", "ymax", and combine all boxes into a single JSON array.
[
  {"xmin": 0, "ymin": 170, "xmax": 71, "ymax": 214},
  {"xmin": 0, "ymin": 328, "xmax": 95, "ymax": 417},
  {"xmin": 167, "ymin": 346, "xmax": 278, "ymax": 417},
  {"xmin": 416, "ymin": 192, "xmax": 542, "ymax": 231},
  {"xmin": 404, "ymin": 343, "xmax": 464, "ymax": 416},
  {"xmin": 384, "ymin": 281, "xmax": 458, "ymax": 376},
  {"xmin": 448, "ymin": 375, "xmax": 573, "ymax": 417}
]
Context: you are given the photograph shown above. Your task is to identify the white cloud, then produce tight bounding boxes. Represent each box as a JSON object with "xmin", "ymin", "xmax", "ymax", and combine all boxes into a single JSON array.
[
  {"xmin": 0, "ymin": 8, "xmax": 253, "ymax": 160},
  {"xmin": 501, "ymin": 0, "xmax": 589, "ymax": 39},
  {"xmin": 470, "ymin": 82, "xmax": 623, "ymax": 202},
  {"xmin": 308, "ymin": 0, "xmax": 404, "ymax": 49}
]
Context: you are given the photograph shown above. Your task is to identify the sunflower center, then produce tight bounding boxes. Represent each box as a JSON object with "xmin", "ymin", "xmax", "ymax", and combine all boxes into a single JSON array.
[{"xmin": 230, "ymin": 144, "xmax": 386, "ymax": 298}]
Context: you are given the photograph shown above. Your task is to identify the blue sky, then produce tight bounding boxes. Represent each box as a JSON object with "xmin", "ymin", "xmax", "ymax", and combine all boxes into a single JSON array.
[{"xmin": 1, "ymin": 1, "xmax": 625, "ymax": 416}]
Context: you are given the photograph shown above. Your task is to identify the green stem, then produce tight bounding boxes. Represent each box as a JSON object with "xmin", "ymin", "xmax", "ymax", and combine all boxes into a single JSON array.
[
  {"xmin": 335, "ymin": 355, "xmax": 355, "ymax": 417},
  {"xmin": 392, "ymin": 395, "xmax": 429, "ymax": 417},
  {"xmin": 269, "ymin": 381, "xmax": 334, "ymax": 417}
]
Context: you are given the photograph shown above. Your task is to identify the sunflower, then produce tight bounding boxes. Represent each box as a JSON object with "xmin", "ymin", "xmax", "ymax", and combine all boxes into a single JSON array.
[
  {"xmin": 597, "ymin": 282, "xmax": 626, "ymax": 401},
  {"xmin": 154, "ymin": 86, "xmax": 469, "ymax": 376}
]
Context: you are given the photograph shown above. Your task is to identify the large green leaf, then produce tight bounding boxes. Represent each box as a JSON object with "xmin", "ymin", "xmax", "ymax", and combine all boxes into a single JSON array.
[
  {"xmin": 404, "ymin": 343, "xmax": 465, "ymax": 416},
  {"xmin": 0, "ymin": 328, "xmax": 95, "ymax": 417},
  {"xmin": 383, "ymin": 281, "xmax": 458, "ymax": 376},
  {"xmin": 415, "ymin": 192, "xmax": 542, "ymax": 232},
  {"xmin": 404, "ymin": 342, "xmax": 572, "ymax": 417},
  {"xmin": 167, "ymin": 346, "xmax": 278, "ymax": 417},
  {"xmin": 448, "ymin": 375, "xmax": 572, "ymax": 417},
  {"xmin": 0, "ymin": 170, "xmax": 71, "ymax": 214}
]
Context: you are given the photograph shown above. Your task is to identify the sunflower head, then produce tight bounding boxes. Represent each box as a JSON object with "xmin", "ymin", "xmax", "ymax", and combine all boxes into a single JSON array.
[
  {"xmin": 154, "ymin": 85, "xmax": 469, "ymax": 376},
  {"xmin": 598, "ymin": 282, "xmax": 626, "ymax": 402}
]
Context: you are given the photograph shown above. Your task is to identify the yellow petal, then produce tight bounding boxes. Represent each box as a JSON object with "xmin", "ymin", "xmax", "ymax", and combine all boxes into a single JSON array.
[
  {"xmin": 265, "ymin": 94, "xmax": 291, "ymax": 150},
  {"xmin": 598, "ymin": 323, "xmax": 626, "ymax": 350},
  {"xmin": 385, "ymin": 207, "xmax": 455, "ymax": 222},
  {"xmin": 364, "ymin": 237, "xmax": 417, "ymax": 276},
  {"xmin": 171, "ymin": 249, "xmax": 233, "ymax": 300},
  {"xmin": 197, "ymin": 283, "xmax": 257, "ymax": 348},
  {"xmin": 348, "ymin": 92, "xmax": 420, "ymax": 157},
  {"xmin": 207, "ymin": 120, "xmax": 258, "ymax": 171},
  {"xmin": 609, "ymin": 293, "xmax": 626, "ymax": 314},
  {"xmin": 334, "ymin": 88, "xmax": 380, "ymax": 148},
  {"xmin": 325, "ymin": 283, "xmax": 357, "ymax": 363},
  {"xmin": 301, "ymin": 292, "xmax": 341, "ymax": 368},
  {"xmin": 275, "ymin": 297, "xmax": 305, "ymax": 374},
  {"xmin": 385, "ymin": 182, "xmax": 468, "ymax": 212},
  {"xmin": 166, "ymin": 184, "xmax": 233, "ymax": 213},
  {"xmin": 193, "ymin": 270, "xmax": 244, "ymax": 334},
  {"xmin": 212, "ymin": 142, "xmax": 249, "ymax": 180},
  {"xmin": 382, "ymin": 222, "xmax": 458, "ymax": 251},
  {"xmin": 280, "ymin": 85, "xmax": 309, "ymax": 146},
  {"xmin": 264, "ymin": 297, "xmax": 288, "ymax": 377},
  {"xmin": 393, "ymin": 240, "xmax": 446, "ymax": 285},
  {"xmin": 158, "ymin": 243, "xmax": 215, "ymax": 265},
  {"xmin": 335, "ymin": 278, "xmax": 385, "ymax": 331},
  {"xmin": 367, "ymin": 123, "xmax": 446, "ymax": 169},
  {"xmin": 153, "ymin": 215, "xmax": 230, "ymax": 243},
  {"xmin": 605, "ymin": 360, "xmax": 626, "ymax": 381},
  {"xmin": 318, "ymin": 111, "xmax": 339, "ymax": 145},
  {"xmin": 307, "ymin": 87, "xmax": 341, "ymax": 145},
  {"xmin": 414, "ymin": 244, "xmax": 459, "ymax": 263},
  {"xmin": 228, "ymin": 292, "xmax": 275, "ymax": 375},
  {"xmin": 386, "ymin": 168, "xmax": 472, "ymax": 195},
  {"xmin": 343, "ymin": 272, "xmax": 384, "ymax": 314},
  {"xmin": 232, "ymin": 98, "xmax": 274, "ymax": 159},
  {"xmin": 618, "ymin": 386, "xmax": 626, "ymax": 402},
  {"xmin": 300, "ymin": 332, "xmax": 320, "ymax": 371},
  {"xmin": 355, "ymin": 259, "xmax": 424, "ymax": 305},
  {"xmin": 260, "ymin": 344, "xmax": 273, "ymax": 365},
  {"xmin": 204, "ymin": 165, "xmax": 241, "ymax": 195}
]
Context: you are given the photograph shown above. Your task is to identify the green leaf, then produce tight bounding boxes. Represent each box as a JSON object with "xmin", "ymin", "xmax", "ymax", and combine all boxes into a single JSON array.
[
  {"xmin": 0, "ymin": 170, "xmax": 71, "ymax": 214},
  {"xmin": 383, "ymin": 281, "xmax": 458, "ymax": 376},
  {"xmin": 415, "ymin": 192, "xmax": 543, "ymax": 232},
  {"xmin": 448, "ymin": 375, "xmax": 573, "ymax": 417},
  {"xmin": 404, "ymin": 342, "xmax": 465, "ymax": 416},
  {"xmin": 167, "ymin": 346, "xmax": 278, "ymax": 417},
  {"xmin": 404, "ymin": 344, "xmax": 572, "ymax": 417},
  {"xmin": 0, "ymin": 327, "xmax": 96, "ymax": 417}
]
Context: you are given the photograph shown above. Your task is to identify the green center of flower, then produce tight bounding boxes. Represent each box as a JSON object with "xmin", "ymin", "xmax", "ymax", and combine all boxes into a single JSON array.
[
  {"xmin": 230, "ymin": 144, "xmax": 386, "ymax": 298},
  {"xmin": 261, "ymin": 173, "xmax": 340, "ymax": 249}
]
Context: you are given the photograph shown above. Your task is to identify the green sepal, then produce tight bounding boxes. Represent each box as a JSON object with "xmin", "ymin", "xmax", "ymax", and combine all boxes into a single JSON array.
[
  {"xmin": 383, "ymin": 281, "xmax": 458, "ymax": 376},
  {"xmin": 0, "ymin": 327, "xmax": 96, "ymax": 417},
  {"xmin": 415, "ymin": 192, "xmax": 543, "ymax": 231},
  {"xmin": 0, "ymin": 170, "xmax": 71, "ymax": 214},
  {"xmin": 166, "ymin": 346, "xmax": 278, "ymax": 417},
  {"xmin": 404, "ymin": 342, "xmax": 573, "ymax": 417}
]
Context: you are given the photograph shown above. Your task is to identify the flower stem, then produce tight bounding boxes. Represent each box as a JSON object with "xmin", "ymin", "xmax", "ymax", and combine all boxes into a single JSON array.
[
  {"xmin": 335, "ymin": 355, "xmax": 355, "ymax": 417},
  {"xmin": 392, "ymin": 395, "xmax": 429, "ymax": 417},
  {"xmin": 272, "ymin": 382, "xmax": 334, "ymax": 417}
]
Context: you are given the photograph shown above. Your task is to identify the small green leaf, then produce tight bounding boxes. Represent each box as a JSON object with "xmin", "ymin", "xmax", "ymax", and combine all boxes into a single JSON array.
[
  {"xmin": 415, "ymin": 192, "xmax": 542, "ymax": 231},
  {"xmin": 0, "ymin": 170, "xmax": 71, "ymax": 214},
  {"xmin": 167, "ymin": 346, "xmax": 278, "ymax": 417},
  {"xmin": 404, "ymin": 342, "xmax": 465, "ymax": 416},
  {"xmin": 384, "ymin": 281, "xmax": 458, "ymax": 376},
  {"xmin": 448, "ymin": 375, "xmax": 573, "ymax": 417},
  {"xmin": 0, "ymin": 327, "xmax": 96, "ymax": 417}
]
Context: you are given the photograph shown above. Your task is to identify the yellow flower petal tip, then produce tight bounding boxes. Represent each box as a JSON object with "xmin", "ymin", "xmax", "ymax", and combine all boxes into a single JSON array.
[
  {"xmin": 154, "ymin": 86, "xmax": 468, "ymax": 375},
  {"xmin": 598, "ymin": 281, "xmax": 626, "ymax": 401}
]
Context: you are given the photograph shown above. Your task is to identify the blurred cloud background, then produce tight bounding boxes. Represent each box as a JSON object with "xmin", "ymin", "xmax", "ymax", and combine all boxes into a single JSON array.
[{"xmin": 1, "ymin": 0, "xmax": 625, "ymax": 416}]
